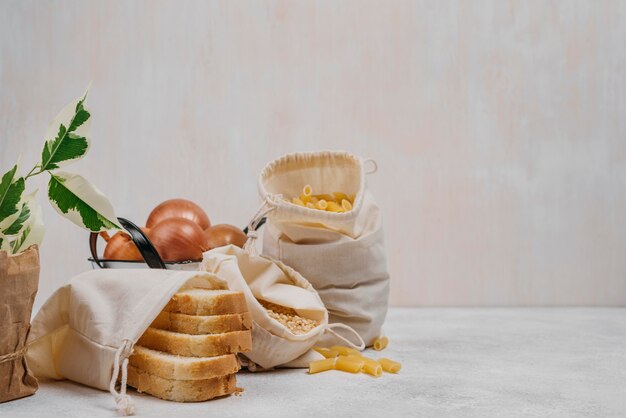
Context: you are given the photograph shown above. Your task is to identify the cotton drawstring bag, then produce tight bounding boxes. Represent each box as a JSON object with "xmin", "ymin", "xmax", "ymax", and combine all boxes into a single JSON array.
[
  {"xmin": 257, "ymin": 151, "xmax": 390, "ymax": 346},
  {"xmin": 201, "ymin": 243, "xmax": 364, "ymax": 370},
  {"xmin": 26, "ymin": 269, "xmax": 227, "ymax": 416}
]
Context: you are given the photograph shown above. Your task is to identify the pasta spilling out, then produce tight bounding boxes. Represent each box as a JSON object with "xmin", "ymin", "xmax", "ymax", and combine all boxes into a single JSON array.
[
  {"xmin": 309, "ymin": 345, "xmax": 402, "ymax": 377},
  {"xmin": 285, "ymin": 185, "xmax": 356, "ymax": 213}
]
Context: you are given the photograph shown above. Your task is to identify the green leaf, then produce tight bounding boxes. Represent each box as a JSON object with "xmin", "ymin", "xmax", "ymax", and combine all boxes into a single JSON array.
[
  {"xmin": 0, "ymin": 163, "xmax": 25, "ymax": 223},
  {"xmin": 47, "ymin": 171, "xmax": 120, "ymax": 232},
  {"xmin": 40, "ymin": 94, "xmax": 91, "ymax": 172},
  {"xmin": 0, "ymin": 233, "xmax": 7, "ymax": 251},
  {"xmin": 3, "ymin": 201, "xmax": 30, "ymax": 235},
  {"xmin": 11, "ymin": 225, "xmax": 31, "ymax": 253},
  {"xmin": 11, "ymin": 194, "xmax": 44, "ymax": 254}
]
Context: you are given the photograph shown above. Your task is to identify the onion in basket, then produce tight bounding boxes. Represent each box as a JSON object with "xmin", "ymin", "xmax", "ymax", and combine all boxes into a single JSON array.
[
  {"xmin": 101, "ymin": 231, "xmax": 143, "ymax": 261},
  {"xmin": 205, "ymin": 224, "xmax": 248, "ymax": 250},
  {"xmin": 146, "ymin": 199, "xmax": 211, "ymax": 230},
  {"xmin": 150, "ymin": 218, "xmax": 209, "ymax": 262}
]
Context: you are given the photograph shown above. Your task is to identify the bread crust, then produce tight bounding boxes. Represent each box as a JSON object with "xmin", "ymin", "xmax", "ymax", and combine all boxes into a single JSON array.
[
  {"xmin": 164, "ymin": 290, "xmax": 247, "ymax": 315},
  {"xmin": 137, "ymin": 327, "xmax": 252, "ymax": 357},
  {"xmin": 127, "ymin": 365, "xmax": 237, "ymax": 402},
  {"xmin": 151, "ymin": 311, "xmax": 252, "ymax": 335}
]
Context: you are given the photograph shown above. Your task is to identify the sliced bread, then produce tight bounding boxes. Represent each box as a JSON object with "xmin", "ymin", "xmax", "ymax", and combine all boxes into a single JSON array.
[
  {"xmin": 127, "ymin": 365, "xmax": 237, "ymax": 402},
  {"xmin": 164, "ymin": 289, "xmax": 247, "ymax": 316},
  {"xmin": 137, "ymin": 327, "xmax": 252, "ymax": 357},
  {"xmin": 151, "ymin": 311, "xmax": 252, "ymax": 335},
  {"xmin": 128, "ymin": 346, "xmax": 240, "ymax": 380}
]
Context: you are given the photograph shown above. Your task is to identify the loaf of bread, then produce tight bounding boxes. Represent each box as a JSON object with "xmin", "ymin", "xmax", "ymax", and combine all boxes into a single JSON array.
[{"xmin": 151, "ymin": 311, "xmax": 252, "ymax": 335}]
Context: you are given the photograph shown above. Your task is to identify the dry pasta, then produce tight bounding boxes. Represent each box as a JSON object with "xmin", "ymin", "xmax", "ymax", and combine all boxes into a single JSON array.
[
  {"xmin": 308, "ymin": 358, "xmax": 336, "ymax": 374},
  {"xmin": 287, "ymin": 185, "xmax": 356, "ymax": 213},
  {"xmin": 330, "ymin": 345, "xmax": 360, "ymax": 356},
  {"xmin": 362, "ymin": 361, "xmax": 383, "ymax": 377},
  {"xmin": 335, "ymin": 356, "xmax": 364, "ymax": 373},
  {"xmin": 315, "ymin": 199, "xmax": 328, "ymax": 210},
  {"xmin": 313, "ymin": 347, "xmax": 340, "ymax": 358},
  {"xmin": 373, "ymin": 336, "xmax": 389, "ymax": 351},
  {"xmin": 378, "ymin": 358, "xmax": 401, "ymax": 373}
]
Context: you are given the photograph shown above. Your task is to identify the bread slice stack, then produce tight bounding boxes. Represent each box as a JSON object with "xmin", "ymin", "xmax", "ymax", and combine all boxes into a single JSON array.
[{"xmin": 127, "ymin": 289, "xmax": 252, "ymax": 402}]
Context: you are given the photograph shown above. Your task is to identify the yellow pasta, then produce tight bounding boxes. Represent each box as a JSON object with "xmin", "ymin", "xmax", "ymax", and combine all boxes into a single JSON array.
[
  {"xmin": 313, "ymin": 193, "xmax": 334, "ymax": 201},
  {"xmin": 333, "ymin": 192, "xmax": 348, "ymax": 201},
  {"xmin": 330, "ymin": 345, "xmax": 360, "ymax": 356},
  {"xmin": 313, "ymin": 347, "xmax": 340, "ymax": 358},
  {"xmin": 373, "ymin": 336, "xmax": 389, "ymax": 351},
  {"xmin": 326, "ymin": 201, "xmax": 344, "ymax": 212},
  {"xmin": 362, "ymin": 361, "xmax": 383, "ymax": 377},
  {"xmin": 287, "ymin": 185, "xmax": 357, "ymax": 213},
  {"xmin": 315, "ymin": 199, "xmax": 328, "ymax": 210},
  {"xmin": 335, "ymin": 356, "xmax": 364, "ymax": 373},
  {"xmin": 308, "ymin": 358, "xmax": 336, "ymax": 374},
  {"xmin": 378, "ymin": 358, "xmax": 401, "ymax": 373}
]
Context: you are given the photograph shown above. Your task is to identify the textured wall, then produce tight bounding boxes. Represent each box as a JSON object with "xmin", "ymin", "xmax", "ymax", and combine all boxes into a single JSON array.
[{"xmin": 1, "ymin": 1, "xmax": 625, "ymax": 309}]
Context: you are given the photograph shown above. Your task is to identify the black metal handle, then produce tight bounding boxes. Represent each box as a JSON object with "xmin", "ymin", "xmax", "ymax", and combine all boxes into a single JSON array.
[
  {"xmin": 89, "ymin": 217, "xmax": 166, "ymax": 269},
  {"xmin": 243, "ymin": 217, "xmax": 266, "ymax": 234}
]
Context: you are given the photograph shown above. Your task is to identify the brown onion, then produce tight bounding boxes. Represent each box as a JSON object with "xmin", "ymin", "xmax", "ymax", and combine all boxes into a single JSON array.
[
  {"xmin": 205, "ymin": 224, "xmax": 248, "ymax": 250},
  {"xmin": 146, "ymin": 199, "xmax": 211, "ymax": 230},
  {"xmin": 101, "ymin": 231, "xmax": 143, "ymax": 261},
  {"xmin": 150, "ymin": 218, "xmax": 209, "ymax": 262}
]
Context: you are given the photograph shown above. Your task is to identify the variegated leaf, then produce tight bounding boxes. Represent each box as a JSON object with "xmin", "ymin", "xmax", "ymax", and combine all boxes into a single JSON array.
[{"xmin": 47, "ymin": 171, "xmax": 120, "ymax": 232}]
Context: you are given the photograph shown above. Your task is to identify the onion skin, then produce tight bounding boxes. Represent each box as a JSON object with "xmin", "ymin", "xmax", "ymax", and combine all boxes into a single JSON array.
[
  {"xmin": 205, "ymin": 224, "xmax": 248, "ymax": 250},
  {"xmin": 102, "ymin": 231, "xmax": 143, "ymax": 261},
  {"xmin": 146, "ymin": 199, "xmax": 211, "ymax": 230},
  {"xmin": 150, "ymin": 218, "xmax": 209, "ymax": 262}
]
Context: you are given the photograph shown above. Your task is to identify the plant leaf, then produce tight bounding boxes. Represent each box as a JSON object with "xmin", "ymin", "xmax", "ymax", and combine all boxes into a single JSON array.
[
  {"xmin": 3, "ymin": 200, "xmax": 30, "ymax": 235},
  {"xmin": 0, "ymin": 163, "xmax": 25, "ymax": 223},
  {"xmin": 40, "ymin": 94, "xmax": 91, "ymax": 172},
  {"xmin": 47, "ymin": 171, "xmax": 120, "ymax": 232},
  {"xmin": 11, "ymin": 196, "xmax": 44, "ymax": 254}
]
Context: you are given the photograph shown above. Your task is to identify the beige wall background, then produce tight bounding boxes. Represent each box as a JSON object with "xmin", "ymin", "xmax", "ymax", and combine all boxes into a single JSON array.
[{"xmin": 1, "ymin": 1, "xmax": 625, "ymax": 310}]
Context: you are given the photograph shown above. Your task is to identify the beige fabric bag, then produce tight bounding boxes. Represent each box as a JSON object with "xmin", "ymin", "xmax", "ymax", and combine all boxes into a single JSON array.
[
  {"xmin": 201, "ymin": 244, "xmax": 364, "ymax": 370},
  {"xmin": 258, "ymin": 151, "xmax": 390, "ymax": 346},
  {"xmin": 26, "ymin": 269, "xmax": 227, "ymax": 415}
]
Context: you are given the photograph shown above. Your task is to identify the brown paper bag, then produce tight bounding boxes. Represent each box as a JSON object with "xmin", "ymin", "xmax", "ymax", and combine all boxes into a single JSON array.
[{"xmin": 0, "ymin": 245, "xmax": 39, "ymax": 403}]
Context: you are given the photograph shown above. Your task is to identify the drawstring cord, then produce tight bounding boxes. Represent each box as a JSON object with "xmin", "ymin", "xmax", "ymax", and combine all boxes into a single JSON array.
[
  {"xmin": 324, "ymin": 323, "xmax": 365, "ymax": 351},
  {"xmin": 243, "ymin": 196, "xmax": 278, "ymax": 256},
  {"xmin": 109, "ymin": 339, "xmax": 135, "ymax": 416}
]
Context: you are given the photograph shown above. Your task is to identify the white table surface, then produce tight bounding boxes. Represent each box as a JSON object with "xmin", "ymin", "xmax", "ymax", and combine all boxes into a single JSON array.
[{"xmin": 2, "ymin": 308, "xmax": 625, "ymax": 417}]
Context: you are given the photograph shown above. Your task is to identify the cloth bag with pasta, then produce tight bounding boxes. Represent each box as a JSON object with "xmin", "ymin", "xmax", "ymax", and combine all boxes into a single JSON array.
[
  {"xmin": 200, "ymin": 244, "xmax": 364, "ymax": 370},
  {"xmin": 26, "ymin": 269, "xmax": 227, "ymax": 416},
  {"xmin": 256, "ymin": 151, "xmax": 390, "ymax": 346}
]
